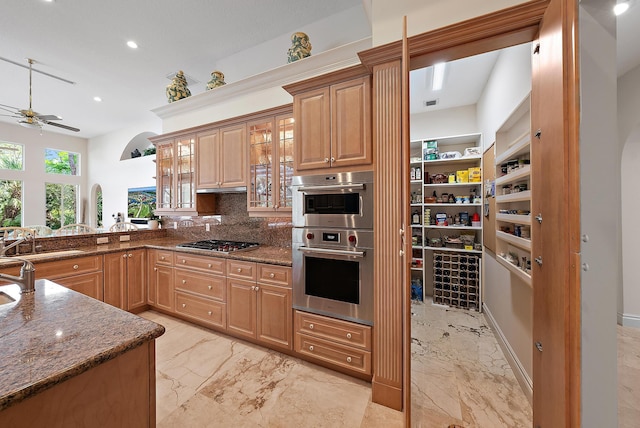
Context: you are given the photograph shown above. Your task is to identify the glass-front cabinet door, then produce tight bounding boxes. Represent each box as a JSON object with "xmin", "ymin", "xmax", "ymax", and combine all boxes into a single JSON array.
[
  {"xmin": 175, "ymin": 136, "xmax": 195, "ymax": 211},
  {"xmin": 247, "ymin": 113, "xmax": 293, "ymax": 216},
  {"xmin": 156, "ymin": 141, "xmax": 174, "ymax": 211}
]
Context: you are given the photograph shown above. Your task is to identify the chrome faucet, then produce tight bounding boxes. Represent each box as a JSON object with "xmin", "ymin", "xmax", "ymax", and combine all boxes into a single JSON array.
[{"xmin": 0, "ymin": 237, "xmax": 36, "ymax": 294}]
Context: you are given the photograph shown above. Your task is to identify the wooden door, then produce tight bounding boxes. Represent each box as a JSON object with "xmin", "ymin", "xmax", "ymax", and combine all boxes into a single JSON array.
[
  {"xmin": 330, "ymin": 77, "xmax": 372, "ymax": 168},
  {"xmin": 256, "ymin": 283, "xmax": 292, "ymax": 350},
  {"xmin": 103, "ymin": 252, "xmax": 126, "ymax": 310},
  {"xmin": 226, "ymin": 278, "xmax": 257, "ymax": 339},
  {"xmin": 57, "ymin": 272, "xmax": 104, "ymax": 301},
  {"xmin": 196, "ymin": 129, "xmax": 220, "ymax": 188},
  {"xmin": 126, "ymin": 249, "xmax": 147, "ymax": 311},
  {"xmin": 155, "ymin": 265, "xmax": 174, "ymax": 312},
  {"xmin": 220, "ymin": 124, "xmax": 247, "ymax": 188},
  {"xmin": 531, "ymin": 0, "xmax": 580, "ymax": 425},
  {"xmin": 146, "ymin": 250, "xmax": 157, "ymax": 305},
  {"xmin": 293, "ymin": 87, "xmax": 331, "ymax": 171}
]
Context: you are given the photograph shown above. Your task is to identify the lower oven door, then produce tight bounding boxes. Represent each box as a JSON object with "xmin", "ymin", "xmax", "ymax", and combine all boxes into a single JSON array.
[{"xmin": 292, "ymin": 228, "xmax": 373, "ymax": 326}]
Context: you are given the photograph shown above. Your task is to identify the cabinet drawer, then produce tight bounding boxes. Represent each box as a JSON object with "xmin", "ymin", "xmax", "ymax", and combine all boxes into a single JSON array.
[
  {"xmin": 227, "ymin": 260, "xmax": 256, "ymax": 281},
  {"xmin": 294, "ymin": 310, "xmax": 371, "ymax": 350},
  {"xmin": 36, "ymin": 255, "xmax": 102, "ymax": 280},
  {"xmin": 155, "ymin": 250, "xmax": 174, "ymax": 266},
  {"xmin": 257, "ymin": 264, "xmax": 291, "ymax": 287},
  {"xmin": 174, "ymin": 269, "xmax": 226, "ymax": 301},
  {"xmin": 176, "ymin": 292, "xmax": 226, "ymax": 329},
  {"xmin": 295, "ymin": 332, "xmax": 371, "ymax": 375},
  {"xmin": 175, "ymin": 253, "xmax": 225, "ymax": 274}
]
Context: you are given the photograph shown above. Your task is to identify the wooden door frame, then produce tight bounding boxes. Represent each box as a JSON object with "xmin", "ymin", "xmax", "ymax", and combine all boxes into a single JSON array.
[{"xmin": 358, "ymin": 0, "xmax": 580, "ymax": 424}]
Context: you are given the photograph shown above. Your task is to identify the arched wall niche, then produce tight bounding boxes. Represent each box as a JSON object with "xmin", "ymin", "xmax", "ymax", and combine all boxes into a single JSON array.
[{"xmin": 120, "ymin": 131, "xmax": 158, "ymax": 160}]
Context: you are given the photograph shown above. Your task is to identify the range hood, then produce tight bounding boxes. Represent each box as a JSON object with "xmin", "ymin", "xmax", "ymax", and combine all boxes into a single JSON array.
[{"xmin": 196, "ymin": 186, "xmax": 247, "ymax": 194}]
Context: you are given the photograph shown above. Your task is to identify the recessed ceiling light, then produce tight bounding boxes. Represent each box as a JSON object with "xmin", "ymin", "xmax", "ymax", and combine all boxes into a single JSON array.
[
  {"xmin": 432, "ymin": 62, "xmax": 446, "ymax": 91},
  {"xmin": 127, "ymin": 41, "xmax": 138, "ymax": 49},
  {"xmin": 614, "ymin": 2, "xmax": 630, "ymax": 15},
  {"xmin": 94, "ymin": 96, "xmax": 102, "ymax": 102},
  {"xmin": 43, "ymin": 0, "xmax": 54, "ymax": 3}
]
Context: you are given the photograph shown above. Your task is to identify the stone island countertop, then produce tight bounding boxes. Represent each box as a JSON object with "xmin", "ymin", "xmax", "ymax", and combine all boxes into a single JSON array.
[
  {"xmin": 0, "ymin": 280, "xmax": 165, "ymax": 412},
  {"xmin": 0, "ymin": 238, "xmax": 292, "ymax": 268}
]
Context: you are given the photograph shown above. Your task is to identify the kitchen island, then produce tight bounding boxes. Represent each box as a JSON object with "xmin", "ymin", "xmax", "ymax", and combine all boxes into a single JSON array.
[{"xmin": 0, "ymin": 279, "xmax": 164, "ymax": 427}]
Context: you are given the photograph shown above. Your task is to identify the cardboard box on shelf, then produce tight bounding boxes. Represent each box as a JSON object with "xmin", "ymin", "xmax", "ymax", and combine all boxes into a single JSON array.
[{"xmin": 468, "ymin": 167, "xmax": 482, "ymax": 183}]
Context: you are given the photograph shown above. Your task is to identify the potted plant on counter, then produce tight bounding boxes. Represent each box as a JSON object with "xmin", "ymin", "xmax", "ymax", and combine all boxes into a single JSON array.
[{"xmin": 148, "ymin": 215, "xmax": 162, "ymax": 230}]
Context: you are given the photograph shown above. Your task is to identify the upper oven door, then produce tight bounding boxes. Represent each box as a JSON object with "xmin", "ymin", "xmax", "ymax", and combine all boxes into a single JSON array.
[{"xmin": 292, "ymin": 171, "xmax": 373, "ymax": 228}]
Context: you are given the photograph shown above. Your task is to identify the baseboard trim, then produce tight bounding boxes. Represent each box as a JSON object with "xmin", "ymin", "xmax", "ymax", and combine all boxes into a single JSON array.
[
  {"xmin": 372, "ymin": 379, "xmax": 403, "ymax": 411},
  {"xmin": 483, "ymin": 303, "xmax": 533, "ymax": 405},
  {"xmin": 618, "ymin": 312, "xmax": 640, "ymax": 328}
]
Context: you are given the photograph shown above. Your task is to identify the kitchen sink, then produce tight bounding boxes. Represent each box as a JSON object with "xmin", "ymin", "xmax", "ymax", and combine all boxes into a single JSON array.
[{"xmin": 0, "ymin": 291, "xmax": 16, "ymax": 305}]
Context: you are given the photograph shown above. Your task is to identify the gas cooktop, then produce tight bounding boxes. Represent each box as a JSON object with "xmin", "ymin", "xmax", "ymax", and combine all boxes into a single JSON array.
[{"xmin": 176, "ymin": 239, "xmax": 260, "ymax": 254}]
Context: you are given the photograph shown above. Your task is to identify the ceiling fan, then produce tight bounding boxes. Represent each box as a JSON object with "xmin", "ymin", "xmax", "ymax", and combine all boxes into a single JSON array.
[{"xmin": 0, "ymin": 58, "xmax": 79, "ymax": 132}]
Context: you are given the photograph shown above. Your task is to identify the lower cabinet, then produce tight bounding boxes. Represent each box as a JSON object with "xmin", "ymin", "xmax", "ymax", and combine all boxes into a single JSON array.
[
  {"xmin": 148, "ymin": 249, "xmax": 174, "ymax": 312},
  {"xmin": 35, "ymin": 255, "xmax": 104, "ymax": 301},
  {"xmin": 103, "ymin": 249, "xmax": 147, "ymax": 311},
  {"xmin": 54, "ymin": 271, "xmax": 104, "ymax": 301},
  {"xmin": 294, "ymin": 310, "xmax": 372, "ymax": 376},
  {"xmin": 227, "ymin": 261, "xmax": 292, "ymax": 350}
]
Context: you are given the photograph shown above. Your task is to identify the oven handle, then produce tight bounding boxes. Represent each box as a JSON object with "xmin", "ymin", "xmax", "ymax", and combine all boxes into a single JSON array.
[
  {"xmin": 296, "ymin": 183, "xmax": 365, "ymax": 192},
  {"xmin": 297, "ymin": 246, "xmax": 366, "ymax": 258}
]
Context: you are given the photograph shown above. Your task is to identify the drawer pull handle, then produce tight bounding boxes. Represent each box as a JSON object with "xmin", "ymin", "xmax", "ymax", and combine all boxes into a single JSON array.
[
  {"xmin": 309, "ymin": 345, "xmax": 314, "ymax": 352},
  {"xmin": 309, "ymin": 324, "xmax": 314, "ymax": 330},
  {"xmin": 269, "ymin": 273, "xmax": 275, "ymax": 278},
  {"xmin": 346, "ymin": 333, "xmax": 352, "ymax": 339},
  {"xmin": 182, "ymin": 260, "xmax": 187, "ymax": 264},
  {"xmin": 208, "ymin": 311, "xmax": 212, "ymax": 316},
  {"xmin": 208, "ymin": 285, "xmax": 212, "ymax": 290},
  {"xmin": 182, "ymin": 280, "xmax": 186, "ymax": 284},
  {"xmin": 237, "ymin": 268, "xmax": 242, "ymax": 272},
  {"xmin": 161, "ymin": 256, "xmax": 165, "ymax": 260},
  {"xmin": 182, "ymin": 303, "xmax": 186, "ymax": 308},
  {"xmin": 154, "ymin": 267, "xmax": 157, "ymax": 271},
  {"xmin": 346, "ymin": 356, "xmax": 352, "ymax": 363},
  {"xmin": 73, "ymin": 264, "xmax": 79, "ymax": 270},
  {"xmin": 208, "ymin": 263, "xmax": 212, "ymax": 268}
]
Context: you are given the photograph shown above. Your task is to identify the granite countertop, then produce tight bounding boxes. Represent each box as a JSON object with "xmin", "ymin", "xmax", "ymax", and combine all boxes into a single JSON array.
[
  {"xmin": 0, "ymin": 238, "xmax": 292, "ymax": 268},
  {"xmin": 0, "ymin": 280, "xmax": 165, "ymax": 411}
]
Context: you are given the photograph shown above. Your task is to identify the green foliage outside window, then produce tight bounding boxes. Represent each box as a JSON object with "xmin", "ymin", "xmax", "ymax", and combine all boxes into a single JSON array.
[
  {"xmin": 0, "ymin": 143, "xmax": 24, "ymax": 171},
  {"xmin": 0, "ymin": 180, "xmax": 22, "ymax": 227},
  {"xmin": 45, "ymin": 149, "xmax": 79, "ymax": 175},
  {"xmin": 46, "ymin": 183, "xmax": 77, "ymax": 229}
]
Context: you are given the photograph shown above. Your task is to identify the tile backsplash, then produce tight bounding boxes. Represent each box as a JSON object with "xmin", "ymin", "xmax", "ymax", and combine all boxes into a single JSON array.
[{"xmin": 162, "ymin": 193, "xmax": 292, "ymax": 248}]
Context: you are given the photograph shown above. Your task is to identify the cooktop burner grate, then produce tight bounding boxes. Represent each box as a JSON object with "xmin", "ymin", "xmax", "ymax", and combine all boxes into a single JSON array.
[{"xmin": 176, "ymin": 239, "xmax": 260, "ymax": 253}]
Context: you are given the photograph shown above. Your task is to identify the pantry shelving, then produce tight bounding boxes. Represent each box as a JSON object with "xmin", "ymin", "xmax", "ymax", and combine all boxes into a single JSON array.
[
  {"xmin": 409, "ymin": 133, "xmax": 483, "ymax": 310},
  {"xmin": 493, "ymin": 93, "xmax": 532, "ymax": 286}
]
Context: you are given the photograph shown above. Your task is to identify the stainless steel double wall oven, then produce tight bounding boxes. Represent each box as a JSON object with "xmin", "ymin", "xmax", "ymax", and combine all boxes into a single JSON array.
[{"xmin": 292, "ymin": 171, "xmax": 374, "ymax": 326}]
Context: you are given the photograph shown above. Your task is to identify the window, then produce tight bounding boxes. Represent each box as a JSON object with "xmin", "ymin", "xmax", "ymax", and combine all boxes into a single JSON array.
[
  {"xmin": 0, "ymin": 180, "xmax": 22, "ymax": 226},
  {"xmin": 46, "ymin": 183, "xmax": 77, "ymax": 229},
  {"xmin": 0, "ymin": 143, "xmax": 24, "ymax": 171},
  {"xmin": 45, "ymin": 149, "xmax": 80, "ymax": 176}
]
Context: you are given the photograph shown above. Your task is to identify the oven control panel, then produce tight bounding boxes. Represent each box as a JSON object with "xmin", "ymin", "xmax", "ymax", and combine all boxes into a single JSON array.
[{"xmin": 295, "ymin": 228, "xmax": 372, "ymax": 250}]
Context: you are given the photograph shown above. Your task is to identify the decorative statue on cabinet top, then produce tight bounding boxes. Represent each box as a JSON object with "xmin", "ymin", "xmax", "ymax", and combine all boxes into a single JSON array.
[
  {"xmin": 287, "ymin": 32, "xmax": 312, "ymax": 63},
  {"xmin": 166, "ymin": 70, "xmax": 191, "ymax": 103},
  {"xmin": 206, "ymin": 70, "xmax": 226, "ymax": 90}
]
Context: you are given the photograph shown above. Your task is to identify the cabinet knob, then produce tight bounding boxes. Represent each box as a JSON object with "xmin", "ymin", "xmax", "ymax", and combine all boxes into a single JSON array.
[
  {"xmin": 73, "ymin": 264, "xmax": 79, "ymax": 270},
  {"xmin": 346, "ymin": 357, "xmax": 352, "ymax": 363},
  {"xmin": 251, "ymin": 286, "xmax": 255, "ymax": 291},
  {"xmin": 237, "ymin": 268, "xmax": 242, "ymax": 272},
  {"xmin": 309, "ymin": 345, "xmax": 314, "ymax": 352},
  {"xmin": 182, "ymin": 279, "xmax": 186, "ymax": 284},
  {"xmin": 309, "ymin": 323, "xmax": 314, "ymax": 330},
  {"xmin": 161, "ymin": 256, "xmax": 165, "ymax": 260},
  {"xmin": 255, "ymin": 286, "xmax": 259, "ymax": 291},
  {"xmin": 182, "ymin": 259, "xmax": 187, "ymax": 264},
  {"xmin": 182, "ymin": 303, "xmax": 186, "ymax": 308},
  {"xmin": 269, "ymin": 273, "xmax": 275, "ymax": 278},
  {"xmin": 154, "ymin": 267, "xmax": 157, "ymax": 271},
  {"xmin": 122, "ymin": 254, "xmax": 127, "ymax": 259},
  {"xmin": 330, "ymin": 157, "xmax": 335, "ymax": 163},
  {"xmin": 208, "ymin": 311, "xmax": 212, "ymax": 316},
  {"xmin": 324, "ymin": 158, "xmax": 329, "ymax": 163},
  {"xmin": 208, "ymin": 263, "xmax": 212, "ymax": 268},
  {"xmin": 346, "ymin": 333, "xmax": 352, "ymax": 339},
  {"xmin": 128, "ymin": 253, "xmax": 132, "ymax": 258},
  {"xmin": 208, "ymin": 285, "xmax": 212, "ymax": 290}
]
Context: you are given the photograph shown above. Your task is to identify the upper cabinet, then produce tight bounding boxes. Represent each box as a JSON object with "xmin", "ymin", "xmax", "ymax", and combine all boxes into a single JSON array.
[
  {"xmin": 284, "ymin": 65, "xmax": 372, "ymax": 174},
  {"xmin": 247, "ymin": 110, "xmax": 294, "ymax": 216},
  {"xmin": 151, "ymin": 134, "xmax": 216, "ymax": 216},
  {"xmin": 196, "ymin": 124, "xmax": 247, "ymax": 191}
]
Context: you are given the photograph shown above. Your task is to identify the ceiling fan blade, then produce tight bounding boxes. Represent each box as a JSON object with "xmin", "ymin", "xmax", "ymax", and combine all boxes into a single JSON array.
[
  {"xmin": 36, "ymin": 114, "xmax": 62, "ymax": 121},
  {"xmin": 43, "ymin": 121, "xmax": 80, "ymax": 132},
  {"xmin": 0, "ymin": 106, "xmax": 19, "ymax": 115},
  {"xmin": 0, "ymin": 103, "xmax": 19, "ymax": 111}
]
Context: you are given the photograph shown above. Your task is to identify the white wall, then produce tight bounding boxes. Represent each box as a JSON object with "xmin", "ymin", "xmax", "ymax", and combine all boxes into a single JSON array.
[
  {"xmin": 0, "ymin": 122, "xmax": 88, "ymax": 226},
  {"xmin": 370, "ymin": 0, "xmax": 528, "ymax": 46},
  {"xmin": 87, "ymin": 117, "xmax": 161, "ymax": 229},
  {"xmin": 410, "ymin": 105, "xmax": 477, "ymax": 141},
  {"xmin": 619, "ymin": 64, "xmax": 640, "ymax": 326}
]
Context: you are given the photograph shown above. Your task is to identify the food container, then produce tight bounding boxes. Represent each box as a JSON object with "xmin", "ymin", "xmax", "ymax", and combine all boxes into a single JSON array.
[
  {"xmin": 424, "ymin": 196, "xmax": 437, "ymax": 203},
  {"xmin": 456, "ymin": 169, "xmax": 469, "ymax": 183},
  {"xmin": 468, "ymin": 167, "xmax": 482, "ymax": 183}
]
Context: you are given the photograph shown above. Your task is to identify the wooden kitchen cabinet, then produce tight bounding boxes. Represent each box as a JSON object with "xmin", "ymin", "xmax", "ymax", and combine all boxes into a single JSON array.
[
  {"xmin": 286, "ymin": 67, "xmax": 372, "ymax": 173},
  {"xmin": 196, "ymin": 123, "xmax": 247, "ymax": 190},
  {"xmin": 35, "ymin": 255, "xmax": 104, "ymax": 301},
  {"xmin": 227, "ymin": 262, "xmax": 292, "ymax": 350},
  {"xmin": 103, "ymin": 249, "xmax": 146, "ymax": 312},
  {"xmin": 151, "ymin": 134, "xmax": 216, "ymax": 216},
  {"xmin": 247, "ymin": 110, "xmax": 294, "ymax": 216},
  {"xmin": 147, "ymin": 249, "xmax": 175, "ymax": 312}
]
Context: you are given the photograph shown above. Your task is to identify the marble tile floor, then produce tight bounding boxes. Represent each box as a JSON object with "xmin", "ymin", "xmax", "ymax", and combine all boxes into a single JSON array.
[{"xmin": 410, "ymin": 301, "xmax": 533, "ymax": 428}]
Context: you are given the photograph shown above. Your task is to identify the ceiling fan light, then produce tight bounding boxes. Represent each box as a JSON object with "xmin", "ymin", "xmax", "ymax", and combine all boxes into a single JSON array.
[{"xmin": 18, "ymin": 120, "xmax": 41, "ymax": 130}]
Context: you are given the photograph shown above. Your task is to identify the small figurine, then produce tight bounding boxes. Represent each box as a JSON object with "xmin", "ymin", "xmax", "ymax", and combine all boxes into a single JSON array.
[
  {"xmin": 206, "ymin": 70, "xmax": 226, "ymax": 90},
  {"xmin": 166, "ymin": 70, "xmax": 191, "ymax": 103},
  {"xmin": 287, "ymin": 32, "xmax": 312, "ymax": 63}
]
